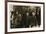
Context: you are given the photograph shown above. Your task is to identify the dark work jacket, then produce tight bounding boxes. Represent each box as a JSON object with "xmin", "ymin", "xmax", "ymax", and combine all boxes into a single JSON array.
[
  {"xmin": 25, "ymin": 16, "xmax": 29, "ymax": 27},
  {"xmin": 29, "ymin": 16, "xmax": 37, "ymax": 26},
  {"xmin": 15, "ymin": 14, "xmax": 26, "ymax": 28},
  {"xmin": 36, "ymin": 15, "xmax": 41, "ymax": 25}
]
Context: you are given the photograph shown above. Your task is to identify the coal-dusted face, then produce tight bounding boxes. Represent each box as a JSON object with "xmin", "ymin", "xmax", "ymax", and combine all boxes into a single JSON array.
[
  {"xmin": 32, "ymin": 12, "xmax": 36, "ymax": 16},
  {"xmin": 26, "ymin": 12, "xmax": 29, "ymax": 16}
]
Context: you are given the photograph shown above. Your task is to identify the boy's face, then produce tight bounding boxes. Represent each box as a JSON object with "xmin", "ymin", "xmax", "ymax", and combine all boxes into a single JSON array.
[
  {"xmin": 18, "ymin": 14, "xmax": 21, "ymax": 16},
  {"xmin": 32, "ymin": 12, "xmax": 36, "ymax": 16},
  {"xmin": 26, "ymin": 12, "xmax": 29, "ymax": 16},
  {"xmin": 16, "ymin": 11, "xmax": 18, "ymax": 14}
]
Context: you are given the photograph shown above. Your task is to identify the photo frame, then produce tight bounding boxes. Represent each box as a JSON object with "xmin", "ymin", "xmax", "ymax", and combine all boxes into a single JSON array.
[{"xmin": 5, "ymin": 0, "xmax": 45, "ymax": 34}]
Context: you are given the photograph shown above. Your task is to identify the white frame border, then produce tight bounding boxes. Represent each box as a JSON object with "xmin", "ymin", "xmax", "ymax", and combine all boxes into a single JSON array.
[{"xmin": 7, "ymin": 2, "xmax": 43, "ymax": 32}]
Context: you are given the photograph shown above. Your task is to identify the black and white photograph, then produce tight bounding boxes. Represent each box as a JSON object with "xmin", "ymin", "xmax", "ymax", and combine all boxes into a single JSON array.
[
  {"xmin": 10, "ymin": 6, "xmax": 41, "ymax": 28},
  {"xmin": 7, "ymin": 2, "xmax": 44, "ymax": 32}
]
